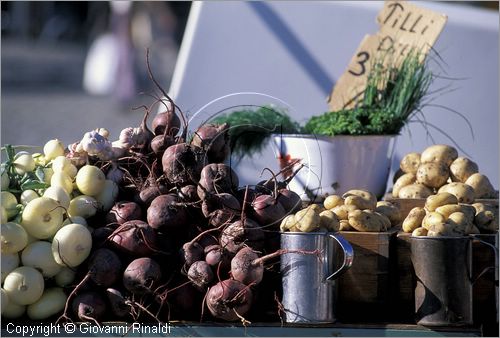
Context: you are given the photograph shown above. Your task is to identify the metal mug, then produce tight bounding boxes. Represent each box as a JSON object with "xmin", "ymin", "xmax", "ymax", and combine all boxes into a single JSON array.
[
  {"xmin": 411, "ymin": 235, "xmax": 498, "ymax": 327},
  {"xmin": 280, "ymin": 232, "xmax": 354, "ymax": 323}
]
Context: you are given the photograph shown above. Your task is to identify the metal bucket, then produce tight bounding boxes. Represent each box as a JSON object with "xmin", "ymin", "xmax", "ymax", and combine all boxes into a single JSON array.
[
  {"xmin": 411, "ymin": 235, "xmax": 498, "ymax": 326},
  {"xmin": 280, "ymin": 232, "xmax": 354, "ymax": 323}
]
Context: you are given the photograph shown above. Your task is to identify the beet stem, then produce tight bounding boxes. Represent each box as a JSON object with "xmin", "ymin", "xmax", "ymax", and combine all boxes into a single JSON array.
[
  {"xmin": 274, "ymin": 292, "xmax": 285, "ymax": 326},
  {"xmin": 80, "ymin": 314, "xmax": 102, "ymax": 328},
  {"xmin": 189, "ymin": 222, "xmax": 227, "ymax": 245},
  {"xmin": 145, "ymin": 48, "xmax": 188, "ymax": 141},
  {"xmin": 233, "ymin": 308, "xmax": 251, "ymax": 327},
  {"xmin": 240, "ymin": 185, "xmax": 249, "ymax": 223},
  {"xmin": 127, "ymin": 300, "xmax": 164, "ymax": 325},
  {"xmin": 56, "ymin": 274, "xmax": 91, "ymax": 324},
  {"xmin": 252, "ymin": 249, "xmax": 320, "ymax": 266}
]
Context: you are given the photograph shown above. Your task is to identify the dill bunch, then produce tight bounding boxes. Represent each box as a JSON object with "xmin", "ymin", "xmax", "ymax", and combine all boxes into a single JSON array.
[
  {"xmin": 211, "ymin": 106, "xmax": 301, "ymax": 159},
  {"xmin": 305, "ymin": 51, "xmax": 434, "ymax": 136}
]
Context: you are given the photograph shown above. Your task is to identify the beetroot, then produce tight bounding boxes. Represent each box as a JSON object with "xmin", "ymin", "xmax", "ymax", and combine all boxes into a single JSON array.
[
  {"xmin": 162, "ymin": 279, "xmax": 203, "ymax": 320},
  {"xmin": 123, "ymin": 257, "xmax": 162, "ymax": 295},
  {"xmin": 147, "ymin": 194, "xmax": 187, "ymax": 231},
  {"xmin": 152, "ymin": 110, "xmax": 181, "ymax": 136},
  {"xmin": 72, "ymin": 291, "xmax": 106, "ymax": 322},
  {"xmin": 204, "ymin": 245, "xmax": 233, "ymax": 277},
  {"xmin": 276, "ymin": 189, "xmax": 302, "ymax": 213},
  {"xmin": 180, "ymin": 242, "xmax": 204, "ymax": 268},
  {"xmin": 230, "ymin": 247, "xmax": 263, "ymax": 285},
  {"xmin": 231, "ymin": 247, "xmax": 319, "ymax": 286},
  {"xmin": 106, "ymin": 288, "xmax": 129, "ymax": 318},
  {"xmin": 162, "ymin": 143, "xmax": 206, "ymax": 185},
  {"xmin": 191, "ymin": 123, "xmax": 230, "ymax": 163},
  {"xmin": 206, "ymin": 279, "xmax": 253, "ymax": 321},
  {"xmin": 179, "ymin": 185, "xmax": 199, "ymax": 202},
  {"xmin": 204, "ymin": 245, "xmax": 223, "ymax": 266},
  {"xmin": 235, "ymin": 187, "xmax": 258, "ymax": 208},
  {"xmin": 88, "ymin": 248, "xmax": 122, "ymax": 287},
  {"xmin": 109, "ymin": 220, "xmax": 158, "ymax": 257},
  {"xmin": 136, "ymin": 185, "xmax": 169, "ymax": 207},
  {"xmin": 197, "ymin": 163, "xmax": 239, "ymax": 200},
  {"xmin": 180, "ymin": 227, "xmax": 226, "ymax": 268},
  {"xmin": 151, "ymin": 110, "xmax": 178, "ymax": 154},
  {"xmin": 91, "ymin": 226, "xmax": 115, "ymax": 249},
  {"xmin": 202, "ymin": 193, "xmax": 241, "ymax": 227},
  {"xmin": 220, "ymin": 219, "xmax": 265, "ymax": 254},
  {"xmin": 187, "ymin": 261, "xmax": 214, "ymax": 290},
  {"xmin": 251, "ymin": 194, "xmax": 286, "ymax": 226},
  {"xmin": 106, "ymin": 201, "xmax": 142, "ymax": 225}
]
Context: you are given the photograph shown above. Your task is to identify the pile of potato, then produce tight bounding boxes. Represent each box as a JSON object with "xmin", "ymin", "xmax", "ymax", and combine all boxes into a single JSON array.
[
  {"xmin": 281, "ymin": 189, "xmax": 401, "ymax": 233},
  {"xmin": 402, "ymin": 191, "xmax": 498, "ymax": 236},
  {"xmin": 393, "ymin": 144, "xmax": 497, "ymax": 200}
]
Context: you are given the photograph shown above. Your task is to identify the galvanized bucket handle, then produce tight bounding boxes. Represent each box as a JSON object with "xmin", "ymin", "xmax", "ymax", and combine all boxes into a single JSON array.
[
  {"xmin": 325, "ymin": 233, "xmax": 354, "ymax": 282},
  {"xmin": 470, "ymin": 234, "xmax": 499, "ymax": 285}
]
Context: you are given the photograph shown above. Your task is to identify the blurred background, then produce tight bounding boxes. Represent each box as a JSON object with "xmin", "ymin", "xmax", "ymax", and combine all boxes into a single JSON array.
[{"xmin": 1, "ymin": 1, "xmax": 191, "ymax": 148}]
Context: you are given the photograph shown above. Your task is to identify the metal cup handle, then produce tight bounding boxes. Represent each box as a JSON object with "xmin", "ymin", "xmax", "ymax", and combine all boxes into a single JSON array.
[
  {"xmin": 469, "ymin": 234, "xmax": 499, "ymax": 285},
  {"xmin": 325, "ymin": 233, "xmax": 354, "ymax": 282}
]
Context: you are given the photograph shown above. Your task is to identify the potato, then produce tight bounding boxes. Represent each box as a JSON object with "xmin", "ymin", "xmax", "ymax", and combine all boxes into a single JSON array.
[
  {"xmin": 342, "ymin": 189, "xmax": 377, "ymax": 210},
  {"xmin": 398, "ymin": 184, "xmax": 433, "ymax": 199},
  {"xmin": 307, "ymin": 204, "xmax": 325, "ymax": 214},
  {"xmin": 438, "ymin": 182, "xmax": 475, "ymax": 204},
  {"xmin": 376, "ymin": 212, "xmax": 392, "ymax": 231},
  {"xmin": 427, "ymin": 222, "xmax": 462, "ymax": 237},
  {"xmin": 339, "ymin": 220, "xmax": 353, "ymax": 231},
  {"xmin": 402, "ymin": 207, "xmax": 426, "ymax": 233},
  {"xmin": 400, "ymin": 152, "xmax": 421, "ymax": 174},
  {"xmin": 420, "ymin": 144, "xmax": 458, "ymax": 166},
  {"xmin": 475, "ymin": 210, "xmax": 496, "ymax": 232},
  {"xmin": 422, "ymin": 212, "xmax": 446, "ymax": 230},
  {"xmin": 425, "ymin": 192, "xmax": 458, "ymax": 212},
  {"xmin": 392, "ymin": 173, "xmax": 416, "ymax": 197},
  {"xmin": 348, "ymin": 210, "xmax": 388, "ymax": 232},
  {"xmin": 295, "ymin": 207, "xmax": 320, "ymax": 232},
  {"xmin": 447, "ymin": 212, "xmax": 474, "ymax": 235},
  {"xmin": 319, "ymin": 210, "xmax": 340, "ymax": 232},
  {"xmin": 323, "ymin": 195, "xmax": 343, "ymax": 210},
  {"xmin": 375, "ymin": 201, "xmax": 401, "ymax": 227},
  {"xmin": 449, "ymin": 157, "xmax": 478, "ymax": 182},
  {"xmin": 472, "ymin": 203, "xmax": 498, "ymax": 232},
  {"xmin": 331, "ymin": 204, "xmax": 358, "ymax": 220},
  {"xmin": 392, "ymin": 168, "xmax": 405, "ymax": 184},
  {"xmin": 416, "ymin": 162, "xmax": 449, "ymax": 189},
  {"xmin": 465, "ymin": 173, "xmax": 497, "ymax": 199},
  {"xmin": 472, "ymin": 202, "xmax": 497, "ymax": 215},
  {"xmin": 435, "ymin": 204, "xmax": 475, "ymax": 223},
  {"xmin": 412, "ymin": 227, "xmax": 428, "ymax": 237},
  {"xmin": 280, "ymin": 214, "xmax": 297, "ymax": 232}
]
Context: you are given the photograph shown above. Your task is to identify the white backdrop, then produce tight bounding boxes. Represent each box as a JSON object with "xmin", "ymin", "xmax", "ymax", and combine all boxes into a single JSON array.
[{"xmin": 168, "ymin": 1, "xmax": 499, "ymax": 190}]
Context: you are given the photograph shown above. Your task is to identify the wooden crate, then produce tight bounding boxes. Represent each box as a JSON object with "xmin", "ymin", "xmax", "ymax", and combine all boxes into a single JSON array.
[
  {"xmin": 394, "ymin": 232, "xmax": 416, "ymax": 322},
  {"xmin": 336, "ymin": 228, "xmax": 398, "ymax": 322}
]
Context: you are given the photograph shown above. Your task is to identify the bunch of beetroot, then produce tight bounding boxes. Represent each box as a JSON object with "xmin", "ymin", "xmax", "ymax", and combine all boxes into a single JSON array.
[{"xmin": 57, "ymin": 87, "xmax": 307, "ymax": 325}]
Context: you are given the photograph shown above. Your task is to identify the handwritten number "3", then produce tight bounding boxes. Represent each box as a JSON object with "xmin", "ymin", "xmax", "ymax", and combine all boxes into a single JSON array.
[{"xmin": 348, "ymin": 51, "xmax": 370, "ymax": 76}]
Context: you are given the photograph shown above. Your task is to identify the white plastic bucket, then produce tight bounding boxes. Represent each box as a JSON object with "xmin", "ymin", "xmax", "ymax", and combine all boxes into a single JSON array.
[{"xmin": 272, "ymin": 134, "xmax": 396, "ymax": 201}]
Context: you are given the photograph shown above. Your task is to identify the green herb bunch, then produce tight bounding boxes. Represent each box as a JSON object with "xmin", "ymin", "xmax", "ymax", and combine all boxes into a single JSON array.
[
  {"xmin": 211, "ymin": 106, "xmax": 300, "ymax": 159},
  {"xmin": 305, "ymin": 51, "xmax": 434, "ymax": 136}
]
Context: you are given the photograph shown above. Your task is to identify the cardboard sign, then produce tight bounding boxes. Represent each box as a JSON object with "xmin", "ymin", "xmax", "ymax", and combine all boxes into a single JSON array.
[{"xmin": 328, "ymin": 0, "xmax": 447, "ymax": 111}]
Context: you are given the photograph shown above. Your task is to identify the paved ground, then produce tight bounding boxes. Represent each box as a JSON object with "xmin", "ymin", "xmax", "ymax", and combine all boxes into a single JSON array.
[{"xmin": 1, "ymin": 38, "xmax": 175, "ymax": 152}]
